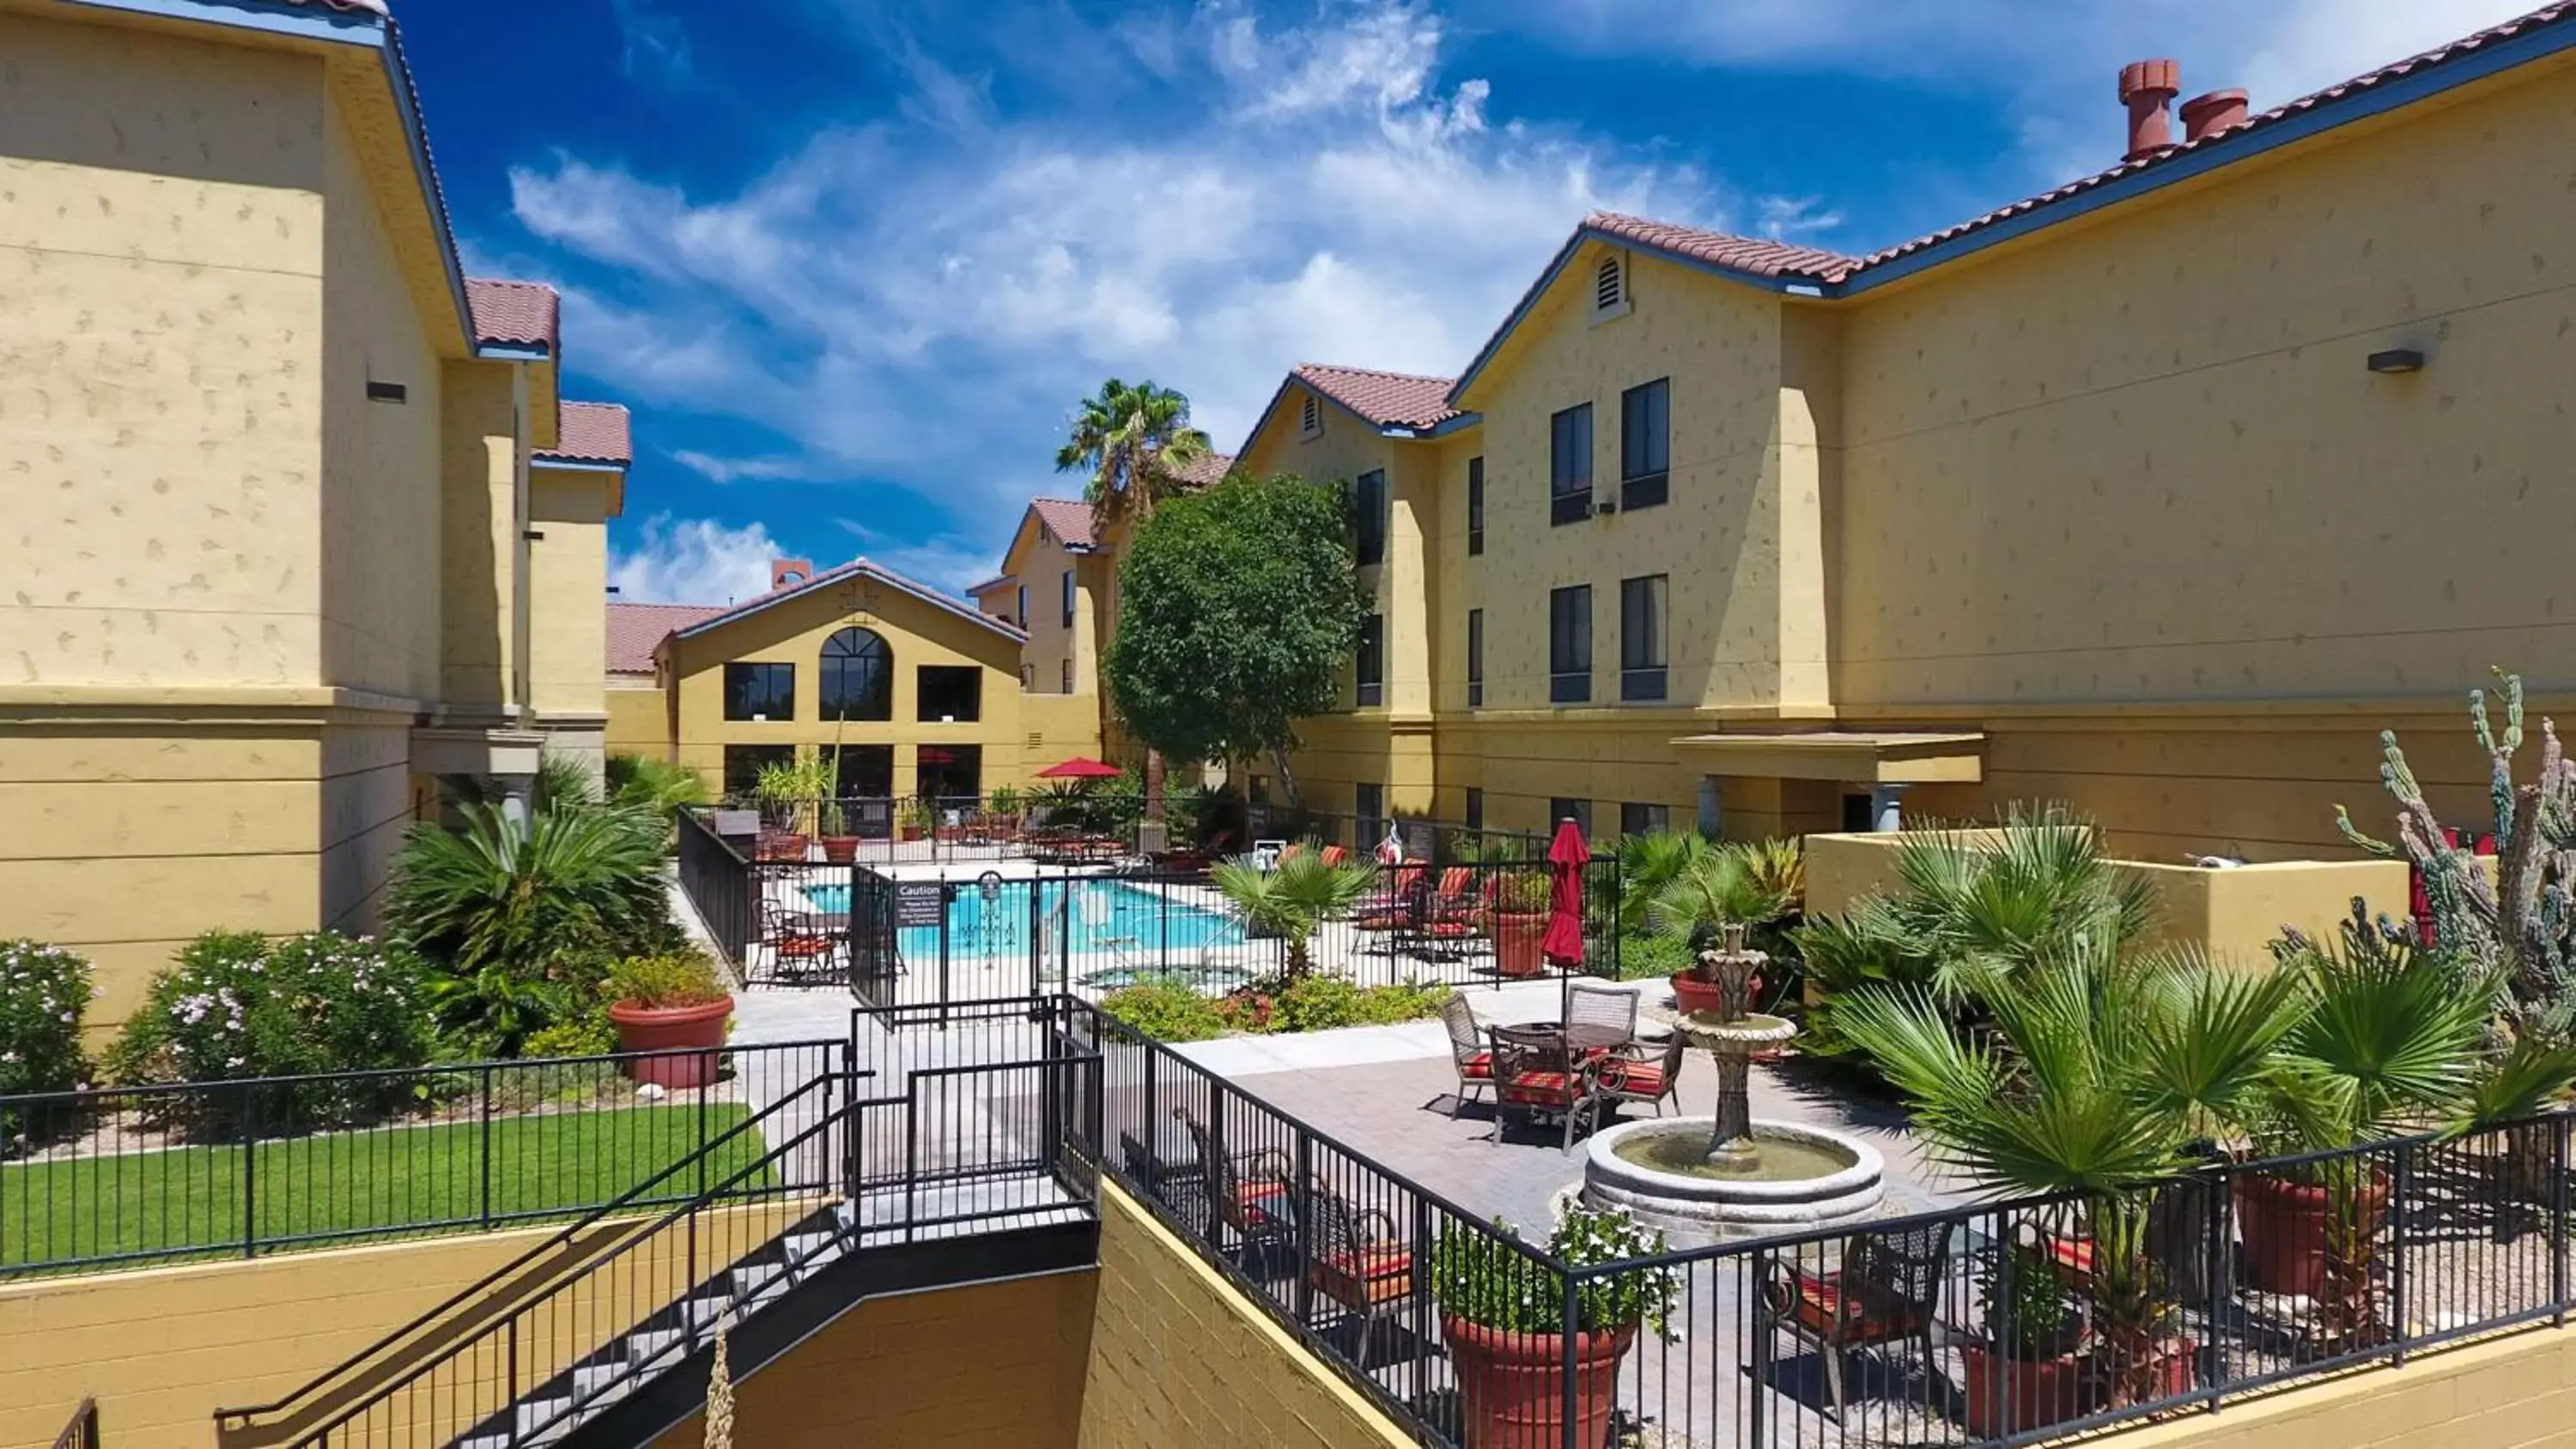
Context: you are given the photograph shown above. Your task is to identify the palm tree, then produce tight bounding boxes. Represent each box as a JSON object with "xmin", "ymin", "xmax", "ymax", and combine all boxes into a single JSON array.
[
  {"xmin": 1058, "ymin": 379, "xmax": 1214, "ymax": 830},
  {"xmin": 1210, "ymin": 845, "xmax": 1379, "ymax": 982},
  {"xmin": 1649, "ymin": 841, "xmax": 1798, "ymax": 952},
  {"xmin": 1838, "ymin": 945, "xmax": 2306, "ymax": 1404}
]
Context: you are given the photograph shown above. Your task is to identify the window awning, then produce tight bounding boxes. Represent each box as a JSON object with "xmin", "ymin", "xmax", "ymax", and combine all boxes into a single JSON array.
[{"xmin": 1667, "ymin": 731, "xmax": 1984, "ymax": 785}]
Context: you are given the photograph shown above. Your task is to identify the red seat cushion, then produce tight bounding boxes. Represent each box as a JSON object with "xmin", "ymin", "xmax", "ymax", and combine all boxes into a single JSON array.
[
  {"xmin": 1312, "ymin": 1245, "xmax": 1414, "ymax": 1305},
  {"xmin": 1499, "ymin": 1070, "xmax": 1577, "ymax": 1106},
  {"xmin": 1458, "ymin": 1051, "xmax": 1492, "ymax": 1081},
  {"xmin": 2043, "ymin": 1233, "xmax": 2095, "ymax": 1283},
  {"xmin": 1602, "ymin": 1061, "xmax": 1668, "ymax": 1095},
  {"xmin": 1787, "ymin": 1270, "xmax": 1923, "ymax": 1341},
  {"xmin": 776, "ymin": 936, "xmax": 835, "ymax": 958}
]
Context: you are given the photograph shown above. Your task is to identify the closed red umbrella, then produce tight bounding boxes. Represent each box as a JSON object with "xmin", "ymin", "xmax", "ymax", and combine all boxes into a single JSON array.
[
  {"xmin": 1035, "ymin": 756, "xmax": 1124, "ymax": 779},
  {"xmin": 1541, "ymin": 818, "xmax": 1589, "ymax": 967}
]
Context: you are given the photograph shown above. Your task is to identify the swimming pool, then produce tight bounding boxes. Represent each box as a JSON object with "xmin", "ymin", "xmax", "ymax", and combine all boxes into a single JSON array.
[{"xmin": 799, "ymin": 877, "xmax": 1246, "ymax": 959}]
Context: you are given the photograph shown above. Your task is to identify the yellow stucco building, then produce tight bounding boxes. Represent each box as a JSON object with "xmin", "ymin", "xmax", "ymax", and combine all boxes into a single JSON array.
[
  {"xmin": 0, "ymin": 0, "xmax": 630, "ymax": 1023},
  {"xmin": 1093, "ymin": 27, "xmax": 2576, "ymax": 864}
]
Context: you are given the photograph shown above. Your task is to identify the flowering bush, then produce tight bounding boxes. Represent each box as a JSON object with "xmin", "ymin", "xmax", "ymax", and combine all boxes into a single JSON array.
[
  {"xmin": 1430, "ymin": 1204, "xmax": 1682, "ymax": 1338},
  {"xmin": 106, "ymin": 931, "xmax": 438, "ymax": 1134},
  {"xmin": 0, "ymin": 940, "xmax": 94, "ymax": 1097}
]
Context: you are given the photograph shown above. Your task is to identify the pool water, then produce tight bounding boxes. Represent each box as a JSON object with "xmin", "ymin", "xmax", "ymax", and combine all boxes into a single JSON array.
[{"xmin": 799, "ymin": 877, "xmax": 1246, "ymax": 959}]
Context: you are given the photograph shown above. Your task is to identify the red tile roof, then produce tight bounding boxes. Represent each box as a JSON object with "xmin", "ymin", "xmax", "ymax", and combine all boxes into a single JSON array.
[
  {"xmin": 606, "ymin": 602, "xmax": 724, "ymax": 675},
  {"xmin": 1295, "ymin": 364, "xmax": 1461, "ymax": 429},
  {"xmin": 464, "ymin": 277, "xmax": 560, "ymax": 354},
  {"xmin": 1583, "ymin": 212, "xmax": 1858, "ymax": 282},
  {"xmin": 537, "ymin": 401, "xmax": 632, "ymax": 466},
  {"xmin": 661, "ymin": 559, "xmax": 1027, "ymax": 654},
  {"xmin": 1170, "ymin": 450, "xmax": 1235, "ymax": 488},
  {"xmin": 1030, "ymin": 498, "xmax": 1097, "ymax": 551}
]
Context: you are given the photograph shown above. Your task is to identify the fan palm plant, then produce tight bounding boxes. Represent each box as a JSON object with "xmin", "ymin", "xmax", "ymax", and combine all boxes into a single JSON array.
[
  {"xmin": 1211, "ymin": 844, "xmax": 1379, "ymax": 981},
  {"xmin": 1838, "ymin": 945, "xmax": 2305, "ymax": 1404},
  {"xmin": 1649, "ymin": 842, "xmax": 1799, "ymax": 950}
]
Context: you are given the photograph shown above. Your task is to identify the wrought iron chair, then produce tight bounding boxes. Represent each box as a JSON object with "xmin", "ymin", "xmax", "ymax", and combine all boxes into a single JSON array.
[
  {"xmin": 1302, "ymin": 1184, "xmax": 1416, "ymax": 1369},
  {"xmin": 1759, "ymin": 1224, "xmax": 1951, "ymax": 1421},
  {"xmin": 757, "ymin": 896, "xmax": 843, "ymax": 983},
  {"xmin": 1596, "ymin": 1031, "xmax": 1686, "ymax": 1118},
  {"xmin": 1440, "ymin": 993, "xmax": 1493, "ymax": 1118},
  {"xmin": 1489, "ymin": 1026, "xmax": 1602, "ymax": 1155},
  {"xmin": 1175, "ymin": 1109, "xmax": 1293, "ymax": 1257}
]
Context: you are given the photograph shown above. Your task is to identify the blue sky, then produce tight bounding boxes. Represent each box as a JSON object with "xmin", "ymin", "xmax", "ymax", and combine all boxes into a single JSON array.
[{"xmin": 401, "ymin": 0, "xmax": 2530, "ymax": 603}]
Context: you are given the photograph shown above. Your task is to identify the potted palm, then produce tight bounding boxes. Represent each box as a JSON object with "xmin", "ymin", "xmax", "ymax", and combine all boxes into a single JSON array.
[
  {"xmin": 1430, "ymin": 1204, "xmax": 1678, "ymax": 1449},
  {"xmin": 899, "ymin": 795, "xmax": 938, "ymax": 843},
  {"xmin": 751, "ymin": 757, "xmax": 826, "ymax": 862},
  {"xmin": 1649, "ymin": 840, "xmax": 1796, "ymax": 1016},
  {"xmin": 1209, "ymin": 844, "xmax": 1376, "ymax": 982},
  {"xmin": 605, "ymin": 949, "xmax": 734, "ymax": 1090},
  {"xmin": 1486, "ymin": 869, "xmax": 1552, "ymax": 979},
  {"xmin": 1838, "ymin": 944, "xmax": 2303, "ymax": 1412},
  {"xmin": 1960, "ymin": 1244, "xmax": 2090, "ymax": 1438}
]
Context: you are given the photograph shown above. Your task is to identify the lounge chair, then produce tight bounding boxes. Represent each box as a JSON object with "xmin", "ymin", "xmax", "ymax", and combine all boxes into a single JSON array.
[
  {"xmin": 1759, "ymin": 1226, "xmax": 1950, "ymax": 1422},
  {"xmin": 1303, "ymin": 1185, "xmax": 1416, "ymax": 1369},
  {"xmin": 1318, "ymin": 844, "xmax": 1349, "ymax": 868},
  {"xmin": 1355, "ymin": 864, "xmax": 1425, "ymax": 931},
  {"xmin": 1440, "ymin": 993, "xmax": 1492, "ymax": 1118}
]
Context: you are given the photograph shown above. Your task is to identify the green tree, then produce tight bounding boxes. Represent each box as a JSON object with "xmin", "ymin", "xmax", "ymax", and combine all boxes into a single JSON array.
[
  {"xmin": 1101, "ymin": 473, "xmax": 1368, "ymax": 803},
  {"xmin": 1057, "ymin": 379, "xmax": 1217, "ymax": 828}
]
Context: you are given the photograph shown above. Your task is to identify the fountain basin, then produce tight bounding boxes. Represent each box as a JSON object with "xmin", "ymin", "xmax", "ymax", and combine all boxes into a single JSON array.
[{"xmin": 1582, "ymin": 1118, "xmax": 1885, "ymax": 1245}]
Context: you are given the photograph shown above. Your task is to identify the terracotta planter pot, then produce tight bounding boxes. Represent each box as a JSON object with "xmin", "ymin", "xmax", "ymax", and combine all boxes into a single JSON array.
[
  {"xmin": 818, "ymin": 835, "xmax": 860, "ymax": 864},
  {"xmin": 897, "ymin": 824, "xmax": 925, "ymax": 842},
  {"xmin": 756, "ymin": 832, "xmax": 810, "ymax": 864},
  {"xmin": 609, "ymin": 996, "xmax": 734, "ymax": 1090},
  {"xmin": 1491, "ymin": 911, "xmax": 1549, "ymax": 978},
  {"xmin": 1441, "ymin": 1315, "xmax": 1635, "ymax": 1449},
  {"xmin": 1960, "ymin": 1343, "xmax": 2089, "ymax": 1440},
  {"xmin": 1670, "ymin": 970, "xmax": 1764, "ymax": 1018},
  {"xmin": 2234, "ymin": 1168, "xmax": 2391, "ymax": 1300}
]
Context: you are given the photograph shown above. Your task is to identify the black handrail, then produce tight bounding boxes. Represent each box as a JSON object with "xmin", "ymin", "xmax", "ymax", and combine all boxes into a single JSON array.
[
  {"xmin": 49, "ymin": 1398, "xmax": 97, "ymax": 1449},
  {"xmin": 213, "ymin": 1058, "xmax": 850, "ymax": 1428}
]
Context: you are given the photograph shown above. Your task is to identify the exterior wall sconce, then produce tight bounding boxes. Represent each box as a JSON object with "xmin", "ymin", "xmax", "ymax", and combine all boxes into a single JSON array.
[{"xmin": 2367, "ymin": 348, "xmax": 2425, "ymax": 373}]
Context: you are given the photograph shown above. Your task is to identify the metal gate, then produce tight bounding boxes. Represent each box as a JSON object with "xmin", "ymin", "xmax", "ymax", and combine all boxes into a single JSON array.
[{"xmin": 847, "ymin": 864, "xmax": 902, "ymax": 1007}]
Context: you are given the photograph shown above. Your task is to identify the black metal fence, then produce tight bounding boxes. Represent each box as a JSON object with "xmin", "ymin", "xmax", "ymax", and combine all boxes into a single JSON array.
[
  {"xmin": 0, "ymin": 1039, "xmax": 846, "ymax": 1278},
  {"xmin": 1067, "ymin": 992, "xmax": 2576, "ymax": 1449},
  {"xmin": 677, "ymin": 805, "xmax": 756, "ymax": 965}
]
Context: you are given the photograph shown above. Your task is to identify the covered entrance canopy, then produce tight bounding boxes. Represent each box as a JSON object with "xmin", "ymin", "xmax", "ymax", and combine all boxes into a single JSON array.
[{"xmin": 1669, "ymin": 731, "xmax": 1984, "ymax": 834}]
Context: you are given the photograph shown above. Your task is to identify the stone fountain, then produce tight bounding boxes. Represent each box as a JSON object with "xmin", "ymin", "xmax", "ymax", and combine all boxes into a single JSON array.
[{"xmin": 1580, "ymin": 925, "xmax": 1885, "ymax": 1243}]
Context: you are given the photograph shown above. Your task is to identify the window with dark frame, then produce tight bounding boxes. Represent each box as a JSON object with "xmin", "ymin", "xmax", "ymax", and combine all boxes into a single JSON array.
[
  {"xmin": 1061, "ymin": 569, "xmax": 1075, "ymax": 628},
  {"xmin": 1619, "ymin": 573, "xmax": 1668, "ymax": 701},
  {"xmin": 1353, "ymin": 470, "xmax": 1388, "ymax": 567},
  {"xmin": 722, "ymin": 744, "xmax": 795, "ymax": 798},
  {"xmin": 1619, "ymin": 802, "xmax": 1671, "ymax": 839},
  {"xmin": 722, "ymin": 662, "xmax": 795, "ymax": 721},
  {"xmin": 1356, "ymin": 783, "xmax": 1384, "ymax": 850},
  {"xmin": 1060, "ymin": 658, "xmax": 1072, "ymax": 694},
  {"xmin": 1620, "ymin": 378, "xmax": 1670, "ymax": 510},
  {"xmin": 1467, "ymin": 456, "xmax": 1485, "ymax": 555},
  {"xmin": 1016, "ymin": 584, "xmax": 1027, "ymax": 627},
  {"xmin": 1549, "ymin": 797, "xmax": 1592, "ymax": 838},
  {"xmin": 1548, "ymin": 585, "xmax": 1591, "ymax": 704},
  {"xmin": 1466, "ymin": 608, "xmax": 1484, "ymax": 708},
  {"xmin": 916, "ymin": 665, "xmax": 982, "ymax": 722},
  {"xmin": 1463, "ymin": 787, "xmax": 1484, "ymax": 832},
  {"xmin": 915, "ymin": 743, "xmax": 982, "ymax": 803},
  {"xmin": 1549, "ymin": 403, "xmax": 1593, "ymax": 526},
  {"xmin": 1355, "ymin": 612, "xmax": 1384, "ymax": 706},
  {"xmin": 818, "ymin": 627, "xmax": 891, "ymax": 720}
]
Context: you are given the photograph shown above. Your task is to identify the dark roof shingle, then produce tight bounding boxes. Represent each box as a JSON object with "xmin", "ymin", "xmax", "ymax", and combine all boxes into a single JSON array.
[
  {"xmin": 1294, "ymin": 364, "xmax": 1461, "ymax": 429},
  {"xmin": 537, "ymin": 401, "xmax": 631, "ymax": 466}
]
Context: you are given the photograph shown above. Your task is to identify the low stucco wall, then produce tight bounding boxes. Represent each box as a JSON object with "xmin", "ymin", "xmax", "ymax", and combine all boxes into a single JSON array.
[
  {"xmin": 2107, "ymin": 1321, "xmax": 2576, "ymax": 1449},
  {"xmin": 1802, "ymin": 830, "xmax": 2410, "ymax": 965}
]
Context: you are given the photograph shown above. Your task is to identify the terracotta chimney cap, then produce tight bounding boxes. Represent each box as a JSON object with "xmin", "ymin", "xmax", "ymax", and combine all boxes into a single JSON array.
[
  {"xmin": 2118, "ymin": 58, "xmax": 2183, "ymax": 161},
  {"xmin": 2117, "ymin": 58, "xmax": 2181, "ymax": 102},
  {"xmin": 2180, "ymin": 88, "xmax": 2251, "ymax": 142},
  {"xmin": 771, "ymin": 558, "xmax": 815, "ymax": 590}
]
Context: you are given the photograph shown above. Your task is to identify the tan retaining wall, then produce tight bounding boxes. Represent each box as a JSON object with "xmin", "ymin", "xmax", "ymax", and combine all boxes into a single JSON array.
[{"xmin": 2107, "ymin": 1322, "xmax": 2576, "ymax": 1449}]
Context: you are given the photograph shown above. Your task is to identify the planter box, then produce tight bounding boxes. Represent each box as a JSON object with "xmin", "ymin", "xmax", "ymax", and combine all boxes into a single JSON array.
[{"xmin": 1492, "ymin": 912, "xmax": 1548, "ymax": 977}]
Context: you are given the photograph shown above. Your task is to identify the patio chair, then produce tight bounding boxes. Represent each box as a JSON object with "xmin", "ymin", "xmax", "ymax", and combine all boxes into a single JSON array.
[
  {"xmin": 1565, "ymin": 983, "xmax": 1638, "ymax": 1045},
  {"xmin": 1356, "ymin": 864, "xmax": 1425, "ymax": 931},
  {"xmin": 1596, "ymin": 1032, "xmax": 1685, "ymax": 1118},
  {"xmin": 1318, "ymin": 844, "xmax": 1349, "ymax": 869},
  {"xmin": 1441, "ymin": 993, "xmax": 1492, "ymax": 1118},
  {"xmin": 1490, "ymin": 1027, "xmax": 1601, "ymax": 1155},
  {"xmin": 1759, "ymin": 1225, "xmax": 1950, "ymax": 1422},
  {"xmin": 1303, "ymin": 1184, "xmax": 1416, "ymax": 1369},
  {"xmin": 1419, "ymin": 868, "xmax": 1480, "ymax": 938},
  {"xmin": 1176, "ymin": 1110, "xmax": 1293, "ymax": 1255},
  {"xmin": 757, "ymin": 897, "xmax": 843, "ymax": 983}
]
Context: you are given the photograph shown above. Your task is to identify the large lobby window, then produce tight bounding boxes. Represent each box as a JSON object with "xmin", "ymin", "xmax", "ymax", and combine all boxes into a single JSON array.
[
  {"xmin": 917, "ymin": 665, "xmax": 982, "ymax": 722},
  {"xmin": 723, "ymin": 744, "xmax": 793, "ymax": 797},
  {"xmin": 723, "ymin": 662, "xmax": 794, "ymax": 721},
  {"xmin": 916, "ymin": 744, "xmax": 982, "ymax": 803},
  {"xmin": 819, "ymin": 627, "xmax": 891, "ymax": 720}
]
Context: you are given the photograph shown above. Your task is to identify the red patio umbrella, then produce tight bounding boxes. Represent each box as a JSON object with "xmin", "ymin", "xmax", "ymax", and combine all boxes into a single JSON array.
[
  {"xmin": 1035, "ymin": 756, "xmax": 1124, "ymax": 779},
  {"xmin": 1541, "ymin": 817, "xmax": 1589, "ymax": 968}
]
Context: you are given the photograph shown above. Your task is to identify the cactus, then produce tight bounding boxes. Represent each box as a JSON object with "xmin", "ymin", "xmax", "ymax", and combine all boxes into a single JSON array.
[{"xmin": 2336, "ymin": 670, "xmax": 2576, "ymax": 1039}]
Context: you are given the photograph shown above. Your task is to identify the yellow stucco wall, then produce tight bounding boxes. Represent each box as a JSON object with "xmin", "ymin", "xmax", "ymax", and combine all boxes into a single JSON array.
[
  {"xmin": 999, "ymin": 513, "xmax": 1099, "ymax": 702},
  {"xmin": 527, "ymin": 466, "xmax": 613, "ymax": 734},
  {"xmin": 666, "ymin": 575, "xmax": 1042, "ymax": 797},
  {"xmin": 438, "ymin": 361, "xmax": 525, "ymax": 716},
  {"xmin": 605, "ymin": 681, "xmax": 674, "ymax": 760}
]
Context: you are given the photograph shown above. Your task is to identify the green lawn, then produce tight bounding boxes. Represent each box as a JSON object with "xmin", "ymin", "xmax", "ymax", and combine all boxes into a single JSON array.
[{"xmin": 0, "ymin": 1102, "xmax": 777, "ymax": 1272}]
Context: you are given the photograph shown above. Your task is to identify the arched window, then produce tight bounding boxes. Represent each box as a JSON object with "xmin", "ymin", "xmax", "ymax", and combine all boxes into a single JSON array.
[{"xmin": 819, "ymin": 627, "xmax": 891, "ymax": 720}]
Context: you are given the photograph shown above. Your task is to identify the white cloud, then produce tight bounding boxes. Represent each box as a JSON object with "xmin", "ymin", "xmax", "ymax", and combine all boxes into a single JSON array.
[
  {"xmin": 608, "ymin": 0, "xmax": 694, "ymax": 88},
  {"xmin": 835, "ymin": 519, "xmax": 1006, "ymax": 595},
  {"xmin": 610, "ymin": 514, "xmax": 783, "ymax": 605},
  {"xmin": 668, "ymin": 450, "xmax": 817, "ymax": 485},
  {"xmin": 504, "ymin": 0, "xmax": 1728, "ymax": 510},
  {"xmin": 1754, "ymin": 194, "xmax": 1844, "ymax": 241}
]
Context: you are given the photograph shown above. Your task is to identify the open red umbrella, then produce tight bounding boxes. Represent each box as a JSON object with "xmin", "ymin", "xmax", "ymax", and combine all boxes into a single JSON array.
[
  {"xmin": 1541, "ymin": 817, "xmax": 1589, "ymax": 968},
  {"xmin": 1035, "ymin": 756, "xmax": 1124, "ymax": 780}
]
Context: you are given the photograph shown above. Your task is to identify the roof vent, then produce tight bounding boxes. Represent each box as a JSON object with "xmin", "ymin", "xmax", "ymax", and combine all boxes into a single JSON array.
[
  {"xmin": 771, "ymin": 558, "xmax": 813, "ymax": 590},
  {"xmin": 2118, "ymin": 58, "xmax": 2182, "ymax": 161},
  {"xmin": 2180, "ymin": 88, "xmax": 2250, "ymax": 142},
  {"xmin": 1299, "ymin": 392, "xmax": 1321, "ymax": 435},
  {"xmin": 1595, "ymin": 254, "xmax": 1625, "ymax": 312}
]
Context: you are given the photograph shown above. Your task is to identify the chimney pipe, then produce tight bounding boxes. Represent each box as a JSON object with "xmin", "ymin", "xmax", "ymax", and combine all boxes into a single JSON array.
[
  {"xmin": 771, "ymin": 558, "xmax": 814, "ymax": 590},
  {"xmin": 2180, "ymin": 88, "xmax": 2250, "ymax": 143},
  {"xmin": 2118, "ymin": 58, "xmax": 2181, "ymax": 161}
]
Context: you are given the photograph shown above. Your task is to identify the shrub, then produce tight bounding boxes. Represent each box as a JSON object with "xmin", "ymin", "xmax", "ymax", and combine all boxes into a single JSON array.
[
  {"xmin": 1430, "ymin": 1204, "xmax": 1680, "ymax": 1337},
  {"xmin": 1098, "ymin": 981, "xmax": 1229, "ymax": 1041},
  {"xmin": 521, "ymin": 1013, "xmax": 618, "ymax": 1060},
  {"xmin": 107, "ymin": 931, "xmax": 436, "ymax": 1133},
  {"xmin": 0, "ymin": 940, "xmax": 94, "ymax": 1097},
  {"xmin": 1613, "ymin": 931, "xmax": 1696, "ymax": 983},
  {"xmin": 1217, "ymin": 977, "xmax": 1446, "ymax": 1034},
  {"xmin": 605, "ymin": 950, "xmax": 731, "ymax": 1009}
]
